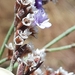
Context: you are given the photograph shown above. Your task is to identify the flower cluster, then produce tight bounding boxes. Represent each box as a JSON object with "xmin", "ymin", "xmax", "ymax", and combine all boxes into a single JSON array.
[
  {"xmin": 5, "ymin": 0, "xmax": 51, "ymax": 74},
  {"xmin": 4, "ymin": 0, "xmax": 75, "ymax": 75},
  {"xmin": 12, "ymin": 0, "xmax": 51, "ymax": 69},
  {"xmin": 16, "ymin": 49, "xmax": 46, "ymax": 75},
  {"xmin": 44, "ymin": 67, "xmax": 75, "ymax": 75}
]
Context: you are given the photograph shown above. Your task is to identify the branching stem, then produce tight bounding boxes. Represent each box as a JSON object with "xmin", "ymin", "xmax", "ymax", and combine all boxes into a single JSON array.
[
  {"xmin": 46, "ymin": 44, "xmax": 75, "ymax": 52},
  {"xmin": 42, "ymin": 25, "xmax": 75, "ymax": 49}
]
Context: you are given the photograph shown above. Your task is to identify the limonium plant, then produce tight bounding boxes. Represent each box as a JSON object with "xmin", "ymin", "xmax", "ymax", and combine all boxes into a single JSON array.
[{"xmin": 0, "ymin": 0, "xmax": 75, "ymax": 75}]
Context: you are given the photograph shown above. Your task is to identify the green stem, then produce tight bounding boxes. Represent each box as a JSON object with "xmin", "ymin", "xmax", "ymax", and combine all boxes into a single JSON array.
[
  {"xmin": 42, "ymin": 25, "xmax": 75, "ymax": 49},
  {"xmin": 0, "ymin": 23, "xmax": 14, "ymax": 59},
  {"xmin": 46, "ymin": 43, "xmax": 75, "ymax": 52},
  {"xmin": 8, "ymin": 61, "xmax": 14, "ymax": 72},
  {"xmin": 7, "ymin": 62, "xmax": 18, "ymax": 70},
  {"xmin": 0, "ymin": 57, "xmax": 8, "ymax": 64}
]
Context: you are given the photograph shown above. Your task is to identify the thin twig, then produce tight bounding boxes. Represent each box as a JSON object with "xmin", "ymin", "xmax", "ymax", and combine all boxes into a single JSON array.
[
  {"xmin": 46, "ymin": 43, "xmax": 75, "ymax": 52},
  {"xmin": 0, "ymin": 23, "xmax": 14, "ymax": 59},
  {"xmin": 42, "ymin": 25, "xmax": 75, "ymax": 49}
]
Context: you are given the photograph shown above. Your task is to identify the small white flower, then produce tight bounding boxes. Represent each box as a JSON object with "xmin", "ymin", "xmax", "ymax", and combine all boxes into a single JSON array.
[
  {"xmin": 27, "ymin": 53, "xmax": 34, "ymax": 62},
  {"xmin": 27, "ymin": 43, "xmax": 34, "ymax": 52},
  {"xmin": 46, "ymin": 67, "xmax": 54, "ymax": 73},
  {"xmin": 55, "ymin": 67, "xmax": 68, "ymax": 75},
  {"xmin": 34, "ymin": 49, "xmax": 46, "ymax": 58},
  {"xmin": 5, "ymin": 43, "xmax": 14, "ymax": 50},
  {"xmin": 22, "ymin": 13, "xmax": 35, "ymax": 26},
  {"xmin": 26, "ymin": 54, "xmax": 37, "ymax": 67},
  {"xmin": 18, "ymin": 29, "xmax": 32, "ymax": 39},
  {"xmin": 55, "ymin": 67, "xmax": 75, "ymax": 75},
  {"xmin": 34, "ymin": 68, "xmax": 43, "ymax": 75},
  {"xmin": 27, "ymin": 13, "xmax": 34, "ymax": 21},
  {"xmin": 22, "ymin": 17, "xmax": 31, "ymax": 26},
  {"xmin": 0, "ymin": 67, "xmax": 14, "ymax": 75},
  {"xmin": 33, "ymin": 49, "xmax": 46, "ymax": 61},
  {"xmin": 22, "ymin": 13, "xmax": 34, "ymax": 26}
]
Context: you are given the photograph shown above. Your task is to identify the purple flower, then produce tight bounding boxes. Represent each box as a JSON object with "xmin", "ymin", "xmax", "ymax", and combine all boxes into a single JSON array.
[
  {"xmin": 35, "ymin": 0, "xmax": 42, "ymax": 9},
  {"xmin": 35, "ymin": 9, "xmax": 48, "ymax": 23},
  {"xmin": 33, "ymin": 9, "xmax": 52, "ymax": 29}
]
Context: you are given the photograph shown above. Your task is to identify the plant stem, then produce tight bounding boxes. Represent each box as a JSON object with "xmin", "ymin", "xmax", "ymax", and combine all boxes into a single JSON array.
[
  {"xmin": 0, "ymin": 57, "xmax": 8, "ymax": 64},
  {"xmin": 7, "ymin": 62, "xmax": 18, "ymax": 70},
  {"xmin": 8, "ymin": 61, "xmax": 14, "ymax": 72},
  {"xmin": 0, "ymin": 23, "xmax": 14, "ymax": 59},
  {"xmin": 42, "ymin": 25, "xmax": 75, "ymax": 49},
  {"xmin": 46, "ymin": 43, "xmax": 75, "ymax": 52}
]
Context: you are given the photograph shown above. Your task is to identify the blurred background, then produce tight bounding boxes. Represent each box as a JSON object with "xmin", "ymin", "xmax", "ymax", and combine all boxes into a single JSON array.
[{"xmin": 0, "ymin": 0, "xmax": 75, "ymax": 73}]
